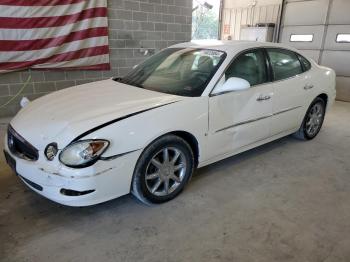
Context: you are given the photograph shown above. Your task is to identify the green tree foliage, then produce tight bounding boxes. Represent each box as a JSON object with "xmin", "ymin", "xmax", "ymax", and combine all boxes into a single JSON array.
[{"xmin": 192, "ymin": 8, "xmax": 219, "ymax": 40}]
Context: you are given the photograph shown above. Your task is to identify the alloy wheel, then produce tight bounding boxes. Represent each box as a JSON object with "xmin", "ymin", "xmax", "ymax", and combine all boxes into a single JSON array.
[
  {"xmin": 305, "ymin": 102, "xmax": 324, "ymax": 137},
  {"xmin": 145, "ymin": 147, "xmax": 187, "ymax": 197}
]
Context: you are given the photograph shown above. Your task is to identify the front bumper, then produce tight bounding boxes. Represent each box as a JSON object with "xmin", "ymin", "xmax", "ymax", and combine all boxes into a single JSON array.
[{"xmin": 4, "ymin": 143, "xmax": 141, "ymax": 207}]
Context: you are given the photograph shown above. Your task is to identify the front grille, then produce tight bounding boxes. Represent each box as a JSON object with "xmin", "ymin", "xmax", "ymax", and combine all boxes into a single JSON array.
[{"xmin": 8, "ymin": 125, "xmax": 38, "ymax": 161}]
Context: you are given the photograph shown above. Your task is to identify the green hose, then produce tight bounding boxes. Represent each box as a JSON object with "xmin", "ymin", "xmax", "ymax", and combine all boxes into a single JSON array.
[{"xmin": 0, "ymin": 75, "xmax": 31, "ymax": 109}]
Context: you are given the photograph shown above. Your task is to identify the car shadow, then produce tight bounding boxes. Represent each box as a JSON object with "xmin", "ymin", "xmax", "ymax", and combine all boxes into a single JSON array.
[
  {"xmin": 192, "ymin": 135, "xmax": 299, "ymax": 181},
  {"xmin": 0, "ymin": 133, "xmax": 310, "ymax": 248}
]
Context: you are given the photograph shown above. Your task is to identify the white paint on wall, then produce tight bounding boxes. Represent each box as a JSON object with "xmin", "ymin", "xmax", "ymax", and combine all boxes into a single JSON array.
[
  {"xmin": 224, "ymin": 0, "xmax": 282, "ymax": 9},
  {"xmin": 221, "ymin": 0, "xmax": 282, "ymax": 40}
]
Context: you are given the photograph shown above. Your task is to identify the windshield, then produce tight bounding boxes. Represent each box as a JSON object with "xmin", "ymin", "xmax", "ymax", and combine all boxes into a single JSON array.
[{"xmin": 115, "ymin": 48, "xmax": 226, "ymax": 97}]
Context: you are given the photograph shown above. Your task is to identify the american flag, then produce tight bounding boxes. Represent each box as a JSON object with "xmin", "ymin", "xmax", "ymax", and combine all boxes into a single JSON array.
[{"xmin": 0, "ymin": 0, "xmax": 110, "ymax": 73}]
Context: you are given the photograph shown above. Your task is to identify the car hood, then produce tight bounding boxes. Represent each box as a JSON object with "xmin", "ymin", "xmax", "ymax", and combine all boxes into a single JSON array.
[{"xmin": 10, "ymin": 79, "xmax": 182, "ymax": 149}]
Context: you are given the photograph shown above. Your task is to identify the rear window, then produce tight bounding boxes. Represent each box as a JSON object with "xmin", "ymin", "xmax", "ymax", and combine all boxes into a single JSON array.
[{"xmin": 267, "ymin": 48, "xmax": 303, "ymax": 81}]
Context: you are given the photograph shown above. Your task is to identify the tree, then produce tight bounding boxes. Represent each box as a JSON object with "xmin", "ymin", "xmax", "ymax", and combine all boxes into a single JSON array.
[{"xmin": 192, "ymin": 7, "xmax": 219, "ymax": 40}]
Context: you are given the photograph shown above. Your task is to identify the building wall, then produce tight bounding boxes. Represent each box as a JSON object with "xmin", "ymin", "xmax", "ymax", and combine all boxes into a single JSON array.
[
  {"xmin": 220, "ymin": 0, "xmax": 282, "ymax": 41},
  {"xmin": 223, "ymin": 0, "xmax": 282, "ymax": 9},
  {"xmin": 0, "ymin": 0, "xmax": 192, "ymax": 117}
]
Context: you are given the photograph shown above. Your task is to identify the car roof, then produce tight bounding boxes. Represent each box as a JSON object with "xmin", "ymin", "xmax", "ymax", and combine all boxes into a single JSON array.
[{"xmin": 169, "ymin": 40, "xmax": 299, "ymax": 53}]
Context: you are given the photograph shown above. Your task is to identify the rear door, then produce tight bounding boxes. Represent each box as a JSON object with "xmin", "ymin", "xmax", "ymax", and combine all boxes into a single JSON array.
[{"xmin": 266, "ymin": 48, "xmax": 312, "ymax": 135}]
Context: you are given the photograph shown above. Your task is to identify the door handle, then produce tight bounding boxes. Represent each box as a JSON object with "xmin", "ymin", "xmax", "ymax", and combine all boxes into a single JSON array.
[
  {"xmin": 257, "ymin": 95, "xmax": 271, "ymax": 101},
  {"xmin": 304, "ymin": 84, "xmax": 314, "ymax": 90}
]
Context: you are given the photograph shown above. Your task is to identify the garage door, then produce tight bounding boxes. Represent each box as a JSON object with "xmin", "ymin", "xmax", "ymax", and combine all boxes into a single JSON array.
[{"xmin": 279, "ymin": 0, "xmax": 350, "ymax": 102}]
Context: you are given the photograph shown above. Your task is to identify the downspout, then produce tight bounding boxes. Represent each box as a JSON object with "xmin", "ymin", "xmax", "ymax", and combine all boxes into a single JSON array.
[
  {"xmin": 218, "ymin": 0, "xmax": 224, "ymax": 40},
  {"xmin": 275, "ymin": 0, "xmax": 286, "ymax": 43}
]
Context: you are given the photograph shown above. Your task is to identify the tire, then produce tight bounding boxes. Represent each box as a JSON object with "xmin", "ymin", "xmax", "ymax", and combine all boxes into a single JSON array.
[
  {"xmin": 131, "ymin": 134, "xmax": 195, "ymax": 205},
  {"xmin": 293, "ymin": 97, "xmax": 326, "ymax": 140}
]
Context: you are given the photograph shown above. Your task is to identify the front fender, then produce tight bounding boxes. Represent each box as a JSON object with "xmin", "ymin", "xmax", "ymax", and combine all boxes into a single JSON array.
[{"xmin": 78, "ymin": 97, "xmax": 209, "ymax": 164}]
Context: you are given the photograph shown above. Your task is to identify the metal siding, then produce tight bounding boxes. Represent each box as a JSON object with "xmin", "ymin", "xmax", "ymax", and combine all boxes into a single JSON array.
[
  {"xmin": 279, "ymin": 0, "xmax": 350, "ymax": 101},
  {"xmin": 321, "ymin": 51, "xmax": 350, "ymax": 77},
  {"xmin": 283, "ymin": 0, "xmax": 328, "ymax": 26},
  {"xmin": 328, "ymin": 0, "xmax": 350, "ymax": 24},
  {"xmin": 335, "ymin": 76, "xmax": 350, "ymax": 101}
]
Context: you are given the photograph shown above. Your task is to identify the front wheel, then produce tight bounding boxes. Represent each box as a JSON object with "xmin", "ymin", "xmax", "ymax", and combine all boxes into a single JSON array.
[
  {"xmin": 132, "ymin": 135, "xmax": 194, "ymax": 204},
  {"xmin": 293, "ymin": 97, "xmax": 326, "ymax": 140}
]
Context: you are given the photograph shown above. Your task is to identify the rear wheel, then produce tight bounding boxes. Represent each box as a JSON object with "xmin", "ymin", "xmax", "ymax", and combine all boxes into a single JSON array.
[
  {"xmin": 293, "ymin": 97, "xmax": 326, "ymax": 140},
  {"xmin": 132, "ymin": 135, "xmax": 194, "ymax": 204}
]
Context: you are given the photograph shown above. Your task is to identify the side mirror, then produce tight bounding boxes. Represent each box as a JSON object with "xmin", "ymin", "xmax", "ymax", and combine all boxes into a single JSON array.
[{"xmin": 212, "ymin": 77, "xmax": 250, "ymax": 95}]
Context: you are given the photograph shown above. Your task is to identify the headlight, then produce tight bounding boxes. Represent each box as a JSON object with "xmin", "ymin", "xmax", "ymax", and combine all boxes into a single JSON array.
[{"xmin": 59, "ymin": 140, "xmax": 109, "ymax": 168}]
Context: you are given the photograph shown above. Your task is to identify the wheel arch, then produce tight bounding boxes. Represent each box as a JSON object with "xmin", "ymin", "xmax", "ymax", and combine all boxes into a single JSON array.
[
  {"xmin": 167, "ymin": 130, "xmax": 200, "ymax": 168},
  {"xmin": 139, "ymin": 130, "xmax": 200, "ymax": 169},
  {"xmin": 316, "ymin": 93, "xmax": 328, "ymax": 106}
]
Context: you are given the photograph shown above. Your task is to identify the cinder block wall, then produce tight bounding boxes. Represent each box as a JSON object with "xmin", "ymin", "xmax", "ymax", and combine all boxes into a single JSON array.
[{"xmin": 0, "ymin": 0, "xmax": 192, "ymax": 117}]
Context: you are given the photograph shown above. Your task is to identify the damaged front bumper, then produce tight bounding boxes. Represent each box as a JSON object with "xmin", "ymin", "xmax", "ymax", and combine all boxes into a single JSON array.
[{"xmin": 4, "ymin": 138, "xmax": 141, "ymax": 206}]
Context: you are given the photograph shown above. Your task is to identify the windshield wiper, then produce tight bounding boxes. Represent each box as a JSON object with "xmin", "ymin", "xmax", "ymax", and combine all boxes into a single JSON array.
[
  {"xmin": 113, "ymin": 77, "xmax": 124, "ymax": 83},
  {"xmin": 113, "ymin": 77, "xmax": 145, "ymax": 89}
]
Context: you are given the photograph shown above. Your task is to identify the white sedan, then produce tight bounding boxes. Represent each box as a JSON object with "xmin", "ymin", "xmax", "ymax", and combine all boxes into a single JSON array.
[{"xmin": 4, "ymin": 41, "xmax": 336, "ymax": 206}]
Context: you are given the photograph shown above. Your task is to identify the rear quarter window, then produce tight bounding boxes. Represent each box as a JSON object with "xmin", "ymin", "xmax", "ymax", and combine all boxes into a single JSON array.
[{"xmin": 298, "ymin": 54, "xmax": 311, "ymax": 72}]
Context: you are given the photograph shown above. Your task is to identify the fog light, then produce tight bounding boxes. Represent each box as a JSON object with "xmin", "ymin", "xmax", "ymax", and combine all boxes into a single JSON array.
[{"xmin": 45, "ymin": 143, "xmax": 58, "ymax": 161}]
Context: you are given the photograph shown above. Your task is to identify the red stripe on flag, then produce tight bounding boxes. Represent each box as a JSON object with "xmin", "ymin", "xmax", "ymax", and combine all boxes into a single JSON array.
[
  {"xmin": 0, "ymin": 7, "xmax": 107, "ymax": 29},
  {"xmin": 0, "ymin": 27, "xmax": 108, "ymax": 51},
  {"xmin": 0, "ymin": 0, "xmax": 85, "ymax": 6},
  {"xmin": 0, "ymin": 45, "xmax": 109, "ymax": 70}
]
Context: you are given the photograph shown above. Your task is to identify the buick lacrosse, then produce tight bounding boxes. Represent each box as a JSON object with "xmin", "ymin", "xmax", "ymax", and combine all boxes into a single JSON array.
[{"xmin": 4, "ymin": 41, "xmax": 336, "ymax": 206}]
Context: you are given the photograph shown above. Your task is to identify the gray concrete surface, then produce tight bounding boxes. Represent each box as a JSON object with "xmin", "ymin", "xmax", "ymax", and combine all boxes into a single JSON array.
[{"xmin": 0, "ymin": 101, "xmax": 349, "ymax": 262}]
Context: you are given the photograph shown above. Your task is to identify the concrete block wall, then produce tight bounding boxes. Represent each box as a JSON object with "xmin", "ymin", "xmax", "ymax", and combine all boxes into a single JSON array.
[{"xmin": 0, "ymin": 0, "xmax": 192, "ymax": 117}]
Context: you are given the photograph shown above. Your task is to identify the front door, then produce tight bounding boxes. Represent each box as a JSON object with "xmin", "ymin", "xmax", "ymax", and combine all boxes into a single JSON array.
[{"xmin": 208, "ymin": 49, "xmax": 274, "ymax": 158}]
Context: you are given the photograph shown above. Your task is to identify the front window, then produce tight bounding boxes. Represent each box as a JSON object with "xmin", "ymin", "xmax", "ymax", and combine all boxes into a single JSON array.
[
  {"xmin": 225, "ymin": 49, "xmax": 268, "ymax": 86},
  {"xmin": 116, "ymin": 48, "xmax": 226, "ymax": 97}
]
